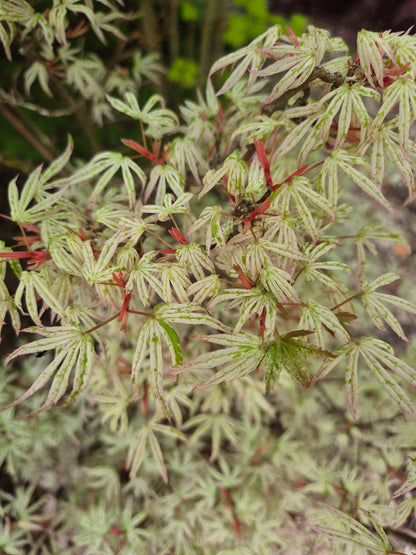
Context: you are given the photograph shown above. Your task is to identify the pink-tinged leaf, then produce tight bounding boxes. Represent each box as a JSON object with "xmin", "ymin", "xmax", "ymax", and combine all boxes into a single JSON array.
[{"xmin": 285, "ymin": 26, "xmax": 300, "ymax": 46}]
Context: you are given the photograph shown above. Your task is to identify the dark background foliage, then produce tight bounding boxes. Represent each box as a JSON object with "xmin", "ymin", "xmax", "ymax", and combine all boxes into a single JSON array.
[{"xmin": 270, "ymin": 0, "xmax": 416, "ymax": 44}]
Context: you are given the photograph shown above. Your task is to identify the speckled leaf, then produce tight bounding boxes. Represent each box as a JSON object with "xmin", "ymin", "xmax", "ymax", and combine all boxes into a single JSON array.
[
  {"xmin": 345, "ymin": 346, "xmax": 359, "ymax": 420},
  {"xmin": 44, "ymin": 135, "xmax": 73, "ymax": 183},
  {"xmin": 147, "ymin": 428, "xmax": 168, "ymax": 484},
  {"xmin": 148, "ymin": 322, "xmax": 170, "ymax": 421}
]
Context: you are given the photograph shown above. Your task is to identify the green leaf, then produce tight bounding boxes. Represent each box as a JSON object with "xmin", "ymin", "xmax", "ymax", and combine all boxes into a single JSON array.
[
  {"xmin": 147, "ymin": 426, "xmax": 168, "ymax": 484},
  {"xmin": 155, "ymin": 302, "xmax": 229, "ymax": 331},
  {"xmin": 187, "ymin": 274, "xmax": 221, "ymax": 304},
  {"xmin": 24, "ymin": 61, "xmax": 52, "ymax": 97},
  {"xmin": 372, "ymin": 77, "xmax": 416, "ymax": 152},
  {"xmin": 0, "ymin": 280, "xmax": 21, "ymax": 339},
  {"xmin": 127, "ymin": 426, "xmax": 149, "ymax": 480},
  {"xmin": 15, "ymin": 270, "xmax": 65, "ymax": 325},
  {"xmin": 274, "ymin": 176, "xmax": 334, "ymax": 242},
  {"xmin": 127, "ymin": 419, "xmax": 187, "ymax": 482},
  {"xmin": 63, "ymin": 333, "xmax": 95, "ymax": 407},
  {"xmin": 344, "ymin": 346, "xmax": 359, "ymax": 420},
  {"xmin": 160, "ymin": 263, "xmax": 191, "ymax": 303},
  {"xmin": 155, "ymin": 319, "xmax": 183, "ymax": 368},
  {"xmin": 265, "ymin": 335, "xmax": 329, "ymax": 390},
  {"xmin": 107, "ymin": 93, "xmax": 178, "ymax": 139},
  {"xmin": 311, "ymin": 502, "xmax": 391, "ymax": 552},
  {"xmin": 393, "ymin": 457, "xmax": 416, "ymax": 498},
  {"xmin": 309, "ymin": 523, "xmax": 387, "ymax": 552},
  {"xmin": 131, "ymin": 318, "xmax": 152, "ymax": 398},
  {"xmin": 261, "ymin": 48, "xmax": 317, "ymax": 104},
  {"xmin": 210, "ymin": 25, "xmax": 281, "ymax": 95},
  {"xmin": 317, "ymin": 83, "xmax": 378, "ymax": 148},
  {"xmin": 148, "ymin": 321, "xmax": 170, "ymax": 421},
  {"xmin": 82, "ymin": 231, "xmax": 122, "ymax": 285},
  {"xmin": 8, "ymin": 165, "xmax": 42, "ymax": 222},
  {"xmin": 357, "ymin": 30, "xmax": 389, "ymax": 88},
  {"xmin": 176, "ymin": 242, "xmax": 215, "ymax": 280},
  {"xmin": 144, "ymin": 164, "xmax": 185, "ymax": 205},
  {"xmin": 132, "ymin": 316, "xmax": 192, "ymax": 420},
  {"xmin": 259, "ymin": 265, "xmax": 300, "ymax": 303},
  {"xmin": 0, "ymin": 20, "xmax": 15, "ymax": 61},
  {"xmin": 142, "ymin": 193, "xmax": 193, "ymax": 223},
  {"xmin": 359, "ymin": 343, "xmax": 416, "ymax": 419},
  {"xmin": 316, "ymin": 338, "xmax": 416, "ymax": 418},
  {"xmin": 332, "ymin": 150, "xmax": 393, "ymax": 213},
  {"xmin": 171, "ymin": 332, "xmax": 266, "ymax": 391},
  {"xmin": 300, "ymin": 299, "xmax": 350, "ymax": 349},
  {"xmin": 44, "ymin": 135, "xmax": 73, "ymax": 182},
  {"xmin": 126, "ymin": 251, "xmax": 163, "ymax": 307},
  {"xmin": 2, "ymin": 325, "xmax": 93, "ymax": 412},
  {"xmin": 184, "ymin": 413, "xmax": 238, "ymax": 462},
  {"xmin": 361, "ymin": 273, "xmax": 416, "ymax": 340},
  {"xmin": 199, "ymin": 153, "xmax": 248, "ymax": 201},
  {"xmin": 265, "ymin": 342, "xmax": 283, "ymax": 395}
]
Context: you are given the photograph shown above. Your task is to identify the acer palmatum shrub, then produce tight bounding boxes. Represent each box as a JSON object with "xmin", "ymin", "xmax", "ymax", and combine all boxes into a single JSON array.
[{"xmin": 1, "ymin": 20, "xmax": 416, "ymax": 554}]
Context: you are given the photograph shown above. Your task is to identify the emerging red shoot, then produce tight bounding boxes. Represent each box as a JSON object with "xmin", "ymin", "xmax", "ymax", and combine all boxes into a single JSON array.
[
  {"xmin": 122, "ymin": 139, "xmax": 169, "ymax": 164},
  {"xmin": 118, "ymin": 292, "xmax": 131, "ymax": 330},
  {"xmin": 112, "ymin": 270, "xmax": 126, "ymax": 288},
  {"xmin": 258, "ymin": 306, "xmax": 267, "ymax": 336},
  {"xmin": 242, "ymin": 197, "xmax": 271, "ymax": 234},
  {"xmin": 272, "ymin": 164, "xmax": 312, "ymax": 191},
  {"xmin": 234, "ymin": 264, "xmax": 254, "ymax": 289},
  {"xmin": 253, "ymin": 138, "xmax": 273, "ymax": 188},
  {"xmin": 285, "ymin": 26, "xmax": 300, "ymax": 46},
  {"xmin": 0, "ymin": 250, "xmax": 50, "ymax": 267},
  {"xmin": 168, "ymin": 227, "xmax": 188, "ymax": 245}
]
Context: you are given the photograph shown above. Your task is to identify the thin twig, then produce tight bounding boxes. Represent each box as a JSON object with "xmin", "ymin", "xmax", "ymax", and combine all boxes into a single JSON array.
[
  {"xmin": 13, "ymin": 105, "xmax": 60, "ymax": 158},
  {"xmin": 198, "ymin": 0, "xmax": 217, "ymax": 88},
  {"xmin": 50, "ymin": 77, "xmax": 101, "ymax": 153},
  {"xmin": 0, "ymin": 103, "xmax": 56, "ymax": 163}
]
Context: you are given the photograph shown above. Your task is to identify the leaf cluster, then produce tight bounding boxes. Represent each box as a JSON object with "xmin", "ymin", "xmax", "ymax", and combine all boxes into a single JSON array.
[{"xmin": 1, "ymin": 20, "xmax": 416, "ymax": 553}]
